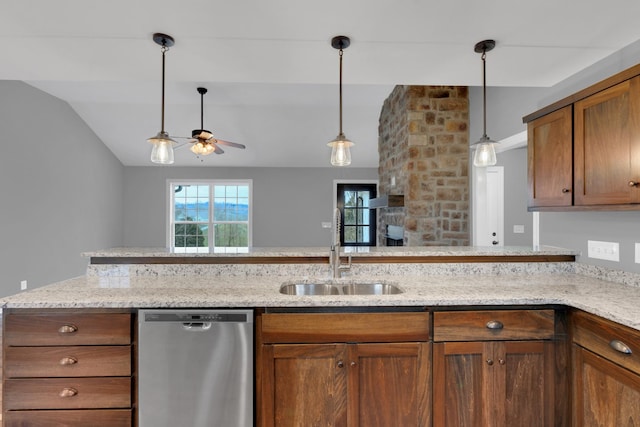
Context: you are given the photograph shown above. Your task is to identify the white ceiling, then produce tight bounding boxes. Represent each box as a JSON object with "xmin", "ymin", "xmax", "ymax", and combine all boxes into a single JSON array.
[{"xmin": 3, "ymin": 0, "xmax": 640, "ymax": 167}]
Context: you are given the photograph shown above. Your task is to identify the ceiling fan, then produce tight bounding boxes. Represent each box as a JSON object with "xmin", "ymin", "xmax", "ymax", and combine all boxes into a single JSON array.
[{"xmin": 179, "ymin": 87, "xmax": 246, "ymax": 158}]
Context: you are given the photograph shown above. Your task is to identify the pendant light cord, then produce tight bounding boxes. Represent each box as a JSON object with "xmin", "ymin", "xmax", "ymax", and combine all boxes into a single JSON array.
[
  {"xmin": 160, "ymin": 44, "xmax": 168, "ymax": 133},
  {"xmin": 481, "ymin": 50, "xmax": 487, "ymax": 139},
  {"xmin": 338, "ymin": 48, "xmax": 344, "ymax": 136}
]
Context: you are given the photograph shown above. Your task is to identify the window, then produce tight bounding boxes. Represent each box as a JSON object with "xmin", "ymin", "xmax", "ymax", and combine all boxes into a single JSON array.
[
  {"xmin": 169, "ymin": 180, "xmax": 252, "ymax": 253},
  {"xmin": 337, "ymin": 183, "xmax": 377, "ymax": 246}
]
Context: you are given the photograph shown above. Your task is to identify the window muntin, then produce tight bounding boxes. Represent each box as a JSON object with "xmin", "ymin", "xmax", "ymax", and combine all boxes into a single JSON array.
[
  {"xmin": 337, "ymin": 184, "xmax": 376, "ymax": 246},
  {"xmin": 170, "ymin": 181, "xmax": 252, "ymax": 253}
]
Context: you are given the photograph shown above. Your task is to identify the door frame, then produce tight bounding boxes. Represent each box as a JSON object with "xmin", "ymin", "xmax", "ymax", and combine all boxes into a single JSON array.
[{"xmin": 333, "ymin": 179, "xmax": 379, "ymax": 246}]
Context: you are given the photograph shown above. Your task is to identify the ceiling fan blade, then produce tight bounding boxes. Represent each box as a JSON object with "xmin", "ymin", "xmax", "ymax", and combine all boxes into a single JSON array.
[
  {"xmin": 215, "ymin": 139, "xmax": 246, "ymax": 149},
  {"xmin": 213, "ymin": 144, "xmax": 225, "ymax": 154}
]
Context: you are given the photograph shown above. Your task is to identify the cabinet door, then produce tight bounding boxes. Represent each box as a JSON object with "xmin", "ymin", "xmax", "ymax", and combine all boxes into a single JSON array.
[
  {"xmin": 574, "ymin": 77, "xmax": 640, "ymax": 205},
  {"xmin": 528, "ymin": 105, "xmax": 573, "ymax": 207},
  {"xmin": 349, "ymin": 343, "xmax": 430, "ymax": 427},
  {"xmin": 261, "ymin": 343, "xmax": 347, "ymax": 427},
  {"xmin": 433, "ymin": 341, "xmax": 553, "ymax": 427},
  {"xmin": 573, "ymin": 345, "xmax": 640, "ymax": 426}
]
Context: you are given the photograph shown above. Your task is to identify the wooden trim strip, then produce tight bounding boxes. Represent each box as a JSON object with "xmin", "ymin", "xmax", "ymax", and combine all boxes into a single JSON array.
[{"xmin": 91, "ymin": 254, "xmax": 575, "ymax": 265}]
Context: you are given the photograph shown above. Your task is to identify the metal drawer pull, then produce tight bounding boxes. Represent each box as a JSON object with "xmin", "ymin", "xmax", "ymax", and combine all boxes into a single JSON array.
[
  {"xmin": 337, "ymin": 360, "xmax": 344, "ymax": 368},
  {"xmin": 59, "ymin": 387, "xmax": 78, "ymax": 398},
  {"xmin": 486, "ymin": 359, "xmax": 494, "ymax": 366},
  {"xmin": 59, "ymin": 356, "xmax": 78, "ymax": 366},
  {"xmin": 486, "ymin": 320, "xmax": 504, "ymax": 330},
  {"xmin": 610, "ymin": 339, "xmax": 632, "ymax": 355},
  {"xmin": 628, "ymin": 181, "xmax": 639, "ymax": 187},
  {"xmin": 58, "ymin": 324, "xmax": 78, "ymax": 334}
]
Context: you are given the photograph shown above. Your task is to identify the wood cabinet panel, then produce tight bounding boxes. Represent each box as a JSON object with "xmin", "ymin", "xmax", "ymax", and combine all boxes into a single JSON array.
[
  {"xmin": 574, "ymin": 77, "xmax": 640, "ymax": 205},
  {"xmin": 4, "ymin": 313, "xmax": 131, "ymax": 346},
  {"xmin": 261, "ymin": 312, "xmax": 429, "ymax": 343},
  {"xmin": 573, "ymin": 345, "xmax": 640, "ymax": 426},
  {"xmin": 572, "ymin": 309, "xmax": 640, "ymax": 375},
  {"xmin": 5, "ymin": 345, "xmax": 131, "ymax": 378},
  {"xmin": 528, "ymin": 105, "xmax": 573, "ymax": 207},
  {"xmin": 3, "ymin": 409, "xmax": 132, "ymax": 427},
  {"xmin": 433, "ymin": 340, "xmax": 554, "ymax": 427},
  {"xmin": 4, "ymin": 377, "xmax": 131, "ymax": 410},
  {"xmin": 433, "ymin": 309, "xmax": 555, "ymax": 341}
]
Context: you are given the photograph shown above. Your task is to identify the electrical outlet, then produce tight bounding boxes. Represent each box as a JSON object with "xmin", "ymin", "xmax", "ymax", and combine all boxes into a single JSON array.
[
  {"xmin": 513, "ymin": 225, "xmax": 525, "ymax": 234},
  {"xmin": 587, "ymin": 240, "xmax": 620, "ymax": 262},
  {"xmin": 20, "ymin": 280, "xmax": 27, "ymax": 290},
  {"xmin": 321, "ymin": 222, "xmax": 332, "ymax": 229}
]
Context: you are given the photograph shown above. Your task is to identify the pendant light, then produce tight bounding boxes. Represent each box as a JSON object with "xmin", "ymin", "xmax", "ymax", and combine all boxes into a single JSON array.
[
  {"xmin": 147, "ymin": 33, "xmax": 176, "ymax": 165},
  {"xmin": 327, "ymin": 35, "xmax": 354, "ymax": 166},
  {"xmin": 472, "ymin": 39, "xmax": 497, "ymax": 167}
]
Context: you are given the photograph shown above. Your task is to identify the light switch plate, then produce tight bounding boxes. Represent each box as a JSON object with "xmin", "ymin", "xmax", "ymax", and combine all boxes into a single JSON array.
[
  {"xmin": 587, "ymin": 240, "xmax": 620, "ymax": 262},
  {"xmin": 635, "ymin": 243, "xmax": 640, "ymax": 263},
  {"xmin": 513, "ymin": 225, "xmax": 525, "ymax": 234}
]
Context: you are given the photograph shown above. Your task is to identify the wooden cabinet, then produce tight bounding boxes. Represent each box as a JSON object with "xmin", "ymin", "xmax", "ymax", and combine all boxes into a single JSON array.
[
  {"xmin": 524, "ymin": 63, "xmax": 640, "ymax": 210},
  {"xmin": 527, "ymin": 105, "xmax": 573, "ymax": 208},
  {"xmin": 432, "ymin": 309, "xmax": 557, "ymax": 427},
  {"xmin": 3, "ymin": 310, "xmax": 133, "ymax": 427},
  {"xmin": 258, "ymin": 311, "xmax": 430, "ymax": 427},
  {"xmin": 574, "ymin": 76, "xmax": 640, "ymax": 205},
  {"xmin": 572, "ymin": 310, "xmax": 640, "ymax": 426}
]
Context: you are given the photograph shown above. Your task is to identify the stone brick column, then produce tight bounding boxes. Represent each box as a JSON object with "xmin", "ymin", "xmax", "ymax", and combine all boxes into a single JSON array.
[{"xmin": 378, "ymin": 86, "xmax": 469, "ymax": 246}]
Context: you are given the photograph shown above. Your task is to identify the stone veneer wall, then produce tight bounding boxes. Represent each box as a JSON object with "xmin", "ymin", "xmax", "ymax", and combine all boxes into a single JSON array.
[{"xmin": 378, "ymin": 86, "xmax": 470, "ymax": 246}]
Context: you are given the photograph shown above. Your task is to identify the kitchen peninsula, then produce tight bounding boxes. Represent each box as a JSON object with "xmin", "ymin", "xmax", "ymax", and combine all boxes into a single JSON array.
[{"xmin": 3, "ymin": 246, "xmax": 640, "ymax": 426}]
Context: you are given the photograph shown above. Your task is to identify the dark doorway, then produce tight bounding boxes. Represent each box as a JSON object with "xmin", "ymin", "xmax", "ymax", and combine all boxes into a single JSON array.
[{"xmin": 337, "ymin": 183, "xmax": 377, "ymax": 246}]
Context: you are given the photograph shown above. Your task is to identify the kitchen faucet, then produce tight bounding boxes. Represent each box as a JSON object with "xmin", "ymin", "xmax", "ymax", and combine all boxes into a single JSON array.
[{"xmin": 330, "ymin": 208, "xmax": 351, "ymax": 278}]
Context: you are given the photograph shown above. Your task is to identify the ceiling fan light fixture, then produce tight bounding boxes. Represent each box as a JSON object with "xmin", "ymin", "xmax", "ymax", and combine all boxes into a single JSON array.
[
  {"xmin": 190, "ymin": 140, "xmax": 216, "ymax": 156},
  {"xmin": 148, "ymin": 33, "xmax": 176, "ymax": 165},
  {"xmin": 472, "ymin": 39, "xmax": 498, "ymax": 168},
  {"xmin": 328, "ymin": 35, "xmax": 354, "ymax": 167}
]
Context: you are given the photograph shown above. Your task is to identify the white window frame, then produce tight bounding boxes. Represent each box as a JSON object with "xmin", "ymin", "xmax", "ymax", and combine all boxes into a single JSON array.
[{"xmin": 167, "ymin": 179, "xmax": 253, "ymax": 251}]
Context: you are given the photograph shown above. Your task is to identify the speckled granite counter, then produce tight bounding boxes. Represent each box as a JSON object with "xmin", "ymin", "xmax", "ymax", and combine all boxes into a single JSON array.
[{"xmin": 4, "ymin": 245, "xmax": 639, "ymax": 332}]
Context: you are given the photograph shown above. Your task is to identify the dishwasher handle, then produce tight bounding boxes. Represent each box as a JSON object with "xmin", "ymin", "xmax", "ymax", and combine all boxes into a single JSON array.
[{"xmin": 182, "ymin": 322, "xmax": 212, "ymax": 331}]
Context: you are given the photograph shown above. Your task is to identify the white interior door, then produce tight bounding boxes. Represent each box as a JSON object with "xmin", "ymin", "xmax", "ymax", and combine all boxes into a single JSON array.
[{"xmin": 472, "ymin": 166, "xmax": 504, "ymax": 246}]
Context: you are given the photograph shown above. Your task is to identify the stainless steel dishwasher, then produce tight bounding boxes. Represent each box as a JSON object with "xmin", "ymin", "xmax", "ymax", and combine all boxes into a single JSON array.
[{"xmin": 138, "ymin": 309, "xmax": 253, "ymax": 427}]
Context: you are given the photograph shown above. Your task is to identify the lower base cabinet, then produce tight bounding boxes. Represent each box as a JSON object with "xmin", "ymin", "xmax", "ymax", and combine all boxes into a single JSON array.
[{"xmin": 258, "ymin": 311, "xmax": 431, "ymax": 427}]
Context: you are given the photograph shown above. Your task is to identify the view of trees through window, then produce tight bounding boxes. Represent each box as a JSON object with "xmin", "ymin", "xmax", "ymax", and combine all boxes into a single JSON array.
[{"xmin": 171, "ymin": 181, "xmax": 251, "ymax": 252}]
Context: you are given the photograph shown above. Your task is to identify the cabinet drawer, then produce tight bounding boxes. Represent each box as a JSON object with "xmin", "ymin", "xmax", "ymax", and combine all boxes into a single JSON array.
[
  {"xmin": 572, "ymin": 310, "xmax": 640, "ymax": 375},
  {"xmin": 5, "ymin": 346, "xmax": 131, "ymax": 378},
  {"xmin": 4, "ymin": 377, "xmax": 131, "ymax": 410},
  {"xmin": 3, "ymin": 409, "xmax": 132, "ymax": 427},
  {"xmin": 261, "ymin": 312, "xmax": 430, "ymax": 343},
  {"xmin": 433, "ymin": 309, "xmax": 555, "ymax": 341},
  {"xmin": 4, "ymin": 313, "xmax": 131, "ymax": 346}
]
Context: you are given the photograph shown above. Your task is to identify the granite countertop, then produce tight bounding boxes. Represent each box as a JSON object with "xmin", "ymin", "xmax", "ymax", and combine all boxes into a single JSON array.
[
  {"xmin": 3, "ymin": 271, "xmax": 640, "ymax": 332},
  {"xmin": 84, "ymin": 245, "xmax": 579, "ymax": 258}
]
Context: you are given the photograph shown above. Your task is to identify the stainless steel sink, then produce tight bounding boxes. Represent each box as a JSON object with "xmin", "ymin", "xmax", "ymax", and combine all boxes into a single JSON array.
[
  {"xmin": 279, "ymin": 283, "xmax": 340, "ymax": 295},
  {"xmin": 342, "ymin": 283, "xmax": 403, "ymax": 295},
  {"xmin": 279, "ymin": 282, "xmax": 402, "ymax": 296}
]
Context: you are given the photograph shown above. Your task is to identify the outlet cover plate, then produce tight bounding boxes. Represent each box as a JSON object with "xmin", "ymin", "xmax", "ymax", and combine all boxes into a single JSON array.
[{"xmin": 587, "ymin": 240, "xmax": 620, "ymax": 262}]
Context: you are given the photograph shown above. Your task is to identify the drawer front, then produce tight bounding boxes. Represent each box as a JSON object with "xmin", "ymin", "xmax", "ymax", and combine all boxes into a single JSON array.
[
  {"xmin": 261, "ymin": 312, "xmax": 430, "ymax": 343},
  {"xmin": 4, "ymin": 313, "xmax": 131, "ymax": 346},
  {"xmin": 3, "ymin": 409, "xmax": 132, "ymax": 427},
  {"xmin": 572, "ymin": 310, "xmax": 640, "ymax": 375},
  {"xmin": 4, "ymin": 377, "xmax": 131, "ymax": 410},
  {"xmin": 433, "ymin": 309, "xmax": 555, "ymax": 341},
  {"xmin": 5, "ymin": 346, "xmax": 131, "ymax": 378}
]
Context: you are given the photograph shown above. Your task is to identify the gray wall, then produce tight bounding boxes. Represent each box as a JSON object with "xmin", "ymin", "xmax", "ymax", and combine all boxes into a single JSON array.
[
  {"xmin": 496, "ymin": 148, "xmax": 532, "ymax": 246},
  {"xmin": 123, "ymin": 166, "xmax": 377, "ymax": 247},
  {"xmin": 0, "ymin": 81, "xmax": 124, "ymax": 296}
]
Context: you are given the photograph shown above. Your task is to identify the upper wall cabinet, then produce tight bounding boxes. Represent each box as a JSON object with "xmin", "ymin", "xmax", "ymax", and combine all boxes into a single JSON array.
[{"xmin": 524, "ymin": 64, "xmax": 640, "ymax": 211}]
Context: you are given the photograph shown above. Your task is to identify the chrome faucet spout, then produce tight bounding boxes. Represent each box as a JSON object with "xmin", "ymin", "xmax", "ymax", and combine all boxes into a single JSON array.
[{"xmin": 330, "ymin": 208, "xmax": 351, "ymax": 278}]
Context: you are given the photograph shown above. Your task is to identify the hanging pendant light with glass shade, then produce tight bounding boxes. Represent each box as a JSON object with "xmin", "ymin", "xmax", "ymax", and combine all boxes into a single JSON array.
[
  {"xmin": 327, "ymin": 35, "xmax": 354, "ymax": 166},
  {"xmin": 147, "ymin": 33, "xmax": 176, "ymax": 165},
  {"xmin": 472, "ymin": 39, "xmax": 498, "ymax": 167}
]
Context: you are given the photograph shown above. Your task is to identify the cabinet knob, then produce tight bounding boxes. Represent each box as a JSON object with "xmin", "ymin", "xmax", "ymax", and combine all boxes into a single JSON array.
[
  {"xmin": 610, "ymin": 339, "xmax": 632, "ymax": 354},
  {"xmin": 337, "ymin": 360, "xmax": 344, "ymax": 368},
  {"xmin": 629, "ymin": 181, "xmax": 639, "ymax": 187},
  {"xmin": 562, "ymin": 188, "xmax": 571, "ymax": 193},
  {"xmin": 498, "ymin": 358, "xmax": 506, "ymax": 365},
  {"xmin": 58, "ymin": 324, "xmax": 78, "ymax": 334},
  {"xmin": 59, "ymin": 387, "xmax": 78, "ymax": 398},
  {"xmin": 486, "ymin": 320, "xmax": 504, "ymax": 330},
  {"xmin": 486, "ymin": 358, "xmax": 494, "ymax": 366},
  {"xmin": 350, "ymin": 361, "xmax": 357, "ymax": 367},
  {"xmin": 59, "ymin": 356, "xmax": 78, "ymax": 366}
]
